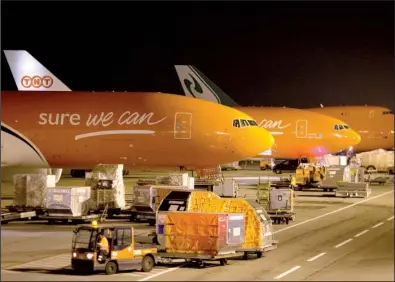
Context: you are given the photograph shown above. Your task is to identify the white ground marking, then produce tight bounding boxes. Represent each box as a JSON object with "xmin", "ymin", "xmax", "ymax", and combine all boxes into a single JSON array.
[
  {"xmin": 137, "ymin": 266, "xmax": 183, "ymax": 281},
  {"xmin": 372, "ymin": 222, "xmax": 384, "ymax": 229},
  {"xmin": 334, "ymin": 238, "xmax": 353, "ymax": 248},
  {"xmin": 274, "ymin": 190, "xmax": 394, "ymax": 234},
  {"xmin": 306, "ymin": 252, "xmax": 326, "ymax": 262},
  {"xmin": 274, "ymin": 266, "xmax": 301, "ymax": 279},
  {"xmin": 386, "ymin": 215, "xmax": 394, "ymax": 221},
  {"xmin": 6, "ymin": 253, "xmax": 70, "ymax": 270},
  {"xmin": 354, "ymin": 229, "xmax": 369, "ymax": 238}
]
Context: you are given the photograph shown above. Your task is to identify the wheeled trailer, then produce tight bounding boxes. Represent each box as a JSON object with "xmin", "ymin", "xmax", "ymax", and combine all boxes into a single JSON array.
[
  {"xmin": 1, "ymin": 210, "xmax": 37, "ymax": 224},
  {"xmin": 157, "ymin": 252, "xmax": 244, "ymax": 268},
  {"xmin": 268, "ymin": 210, "xmax": 295, "ymax": 225},
  {"xmin": 40, "ymin": 214, "xmax": 100, "ymax": 225}
]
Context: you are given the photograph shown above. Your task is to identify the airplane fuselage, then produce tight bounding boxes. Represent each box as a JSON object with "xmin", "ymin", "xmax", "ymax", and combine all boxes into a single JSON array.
[
  {"xmin": 234, "ymin": 107, "xmax": 361, "ymax": 158},
  {"xmin": 309, "ymin": 106, "xmax": 394, "ymax": 152},
  {"xmin": 1, "ymin": 91, "xmax": 274, "ymax": 169}
]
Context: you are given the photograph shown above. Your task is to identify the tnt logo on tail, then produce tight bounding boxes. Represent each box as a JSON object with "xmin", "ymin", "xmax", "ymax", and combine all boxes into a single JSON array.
[
  {"xmin": 21, "ymin": 75, "xmax": 54, "ymax": 89},
  {"xmin": 3, "ymin": 50, "xmax": 71, "ymax": 91}
]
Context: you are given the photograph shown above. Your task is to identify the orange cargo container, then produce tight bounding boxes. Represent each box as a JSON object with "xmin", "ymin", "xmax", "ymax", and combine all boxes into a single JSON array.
[{"xmin": 157, "ymin": 190, "xmax": 277, "ymax": 258}]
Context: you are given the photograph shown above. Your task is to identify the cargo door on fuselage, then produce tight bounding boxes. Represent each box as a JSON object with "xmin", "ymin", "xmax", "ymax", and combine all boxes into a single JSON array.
[
  {"xmin": 296, "ymin": 120, "xmax": 308, "ymax": 138},
  {"xmin": 174, "ymin": 112, "xmax": 192, "ymax": 139}
]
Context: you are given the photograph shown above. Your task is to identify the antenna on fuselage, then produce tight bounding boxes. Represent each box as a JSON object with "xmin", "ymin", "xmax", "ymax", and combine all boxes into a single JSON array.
[{"xmin": 320, "ymin": 104, "xmax": 324, "ymax": 108}]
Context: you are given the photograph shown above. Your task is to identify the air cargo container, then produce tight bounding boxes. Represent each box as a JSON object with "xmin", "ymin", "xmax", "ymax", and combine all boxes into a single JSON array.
[
  {"xmin": 157, "ymin": 190, "xmax": 277, "ymax": 258},
  {"xmin": 156, "ymin": 211, "xmax": 245, "ymax": 265},
  {"xmin": 130, "ymin": 185, "xmax": 191, "ymax": 225}
]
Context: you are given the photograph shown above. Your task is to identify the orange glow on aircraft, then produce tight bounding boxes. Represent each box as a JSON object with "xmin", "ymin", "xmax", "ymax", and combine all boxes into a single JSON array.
[
  {"xmin": 174, "ymin": 65, "xmax": 361, "ymax": 158},
  {"xmin": 309, "ymin": 106, "xmax": 394, "ymax": 152}
]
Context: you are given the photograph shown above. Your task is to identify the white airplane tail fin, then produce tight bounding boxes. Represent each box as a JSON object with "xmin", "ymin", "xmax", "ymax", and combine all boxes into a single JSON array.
[
  {"xmin": 174, "ymin": 65, "xmax": 239, "ymax": 106},
  {"xmin": 3, "ymin": 50, "xmax": 71, "ymax": 91}
]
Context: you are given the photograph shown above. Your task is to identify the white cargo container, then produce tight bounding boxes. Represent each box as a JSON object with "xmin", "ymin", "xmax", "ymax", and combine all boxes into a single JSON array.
[
  {"xmin": 46, "ymin": 186, "xmax": 91, "ymax": 217},
  {"xmin": 269, "ymin": 188, "xmax": 294, "ymax": 212}
]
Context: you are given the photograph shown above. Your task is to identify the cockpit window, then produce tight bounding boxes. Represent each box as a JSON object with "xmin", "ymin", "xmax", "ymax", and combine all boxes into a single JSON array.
[
  {"xmin": 334, "ymin": 124, "xmax": 350, "ymax": 130},
  {"xmin": 383, "ymin": 111, "xmax": 393, "ymax": 115},
  {"xmin": 233, "ymin": 119, "xmax": 259, "ymax": 128},
  {"xmin": 233, "ymin": 119, "xmax": 240, "ymax": 128},
  {"xmin": 241, "ymin": 119, "xmax": 249, "ymax": 127},
  {"xmin": 248, "ymin": 120, "xmax": 258, "ymax": 126}
]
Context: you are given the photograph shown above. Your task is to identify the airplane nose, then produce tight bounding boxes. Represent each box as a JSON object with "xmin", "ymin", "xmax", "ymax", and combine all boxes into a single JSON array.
[
  {"xmin": 350, "ymin": 130, "xmax": 361, "ymax": 145},
  {"xmin": 246, "ymin": 127, "xmax": 275, "ymax": 156},
  {"xmin": 341, "ymin": 129, "xmax": 361, "ymax": 147}
]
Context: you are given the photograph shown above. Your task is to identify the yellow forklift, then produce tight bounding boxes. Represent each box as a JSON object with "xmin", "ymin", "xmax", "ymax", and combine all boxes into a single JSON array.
[{"xmin": 71, "ymin": 221, "xmax": 158, "ymax": 275}]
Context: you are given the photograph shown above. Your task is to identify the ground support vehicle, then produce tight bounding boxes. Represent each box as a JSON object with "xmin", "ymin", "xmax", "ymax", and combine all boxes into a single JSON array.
[{"xmin": 71, "ymin": 222, "xmax": 159, "ymax": 275}]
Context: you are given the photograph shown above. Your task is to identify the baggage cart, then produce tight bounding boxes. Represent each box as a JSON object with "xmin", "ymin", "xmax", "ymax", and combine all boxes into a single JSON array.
[{"xmin": 1, "ymin": 210, "xmax": 37, "ymax": 224}]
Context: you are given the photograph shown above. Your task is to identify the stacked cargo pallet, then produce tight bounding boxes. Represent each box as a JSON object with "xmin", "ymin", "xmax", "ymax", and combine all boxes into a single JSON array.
[
  {"xmin": 13, "ymin": 174, "xmax": 56, "ymax": 207},
  {"xmin": 85, "ymin": 164, "xmax": 126, "ymax": 210}
]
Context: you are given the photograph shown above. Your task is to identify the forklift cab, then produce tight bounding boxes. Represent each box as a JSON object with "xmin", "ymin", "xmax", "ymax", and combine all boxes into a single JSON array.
[{"xmin": 71, "ymin": 221, "xmax": 157, "ymax": 275}]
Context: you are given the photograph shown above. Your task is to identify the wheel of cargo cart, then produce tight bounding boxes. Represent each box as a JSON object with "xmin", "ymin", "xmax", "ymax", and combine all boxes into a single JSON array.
[
  {"xmin": 256, "ymin": 252, "xmax": 263, "ymax": 258},
  {"xmin": 105, "ymin": 261, "xmax": 118, "ymax": 275},
  {"xmin": 47, "ymin": 219, "xmax": 55, "ymax": 225},
  {"xmin": 196, "ymin": 260, "xmax": 205, "ymax": 268},
  {"xmin": 61, "ymin": 219, "xmax": 68, "ymax": 224},
  {"xmin": 366, "ymin": 165, "xmax": 376, "ymax": 172},
  {"xmin": 285, "ymin": 218, "xmax": 289, "ymax": 225},
  {"xmin": 141, "ymin": 255, "xmax": 155, "ymax": 272},
  {"xmin": 219, "ymin": 259, "xmax": 227, "ymax": 266},
  {"xmin": 243, "ymin": 252, "xmax": 249, "ymax": 260}
]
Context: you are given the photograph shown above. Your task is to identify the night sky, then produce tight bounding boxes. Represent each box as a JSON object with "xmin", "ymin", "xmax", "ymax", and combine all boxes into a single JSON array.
[{"xmin": 2, "ymin": 1, "xmax": 394, "ymax": 110}]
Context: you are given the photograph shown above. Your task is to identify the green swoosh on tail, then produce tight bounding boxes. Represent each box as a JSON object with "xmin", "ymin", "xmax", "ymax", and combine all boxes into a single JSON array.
[{"xmin": 184, "ymin": 73, "xmax": 203, "ymax": 97}]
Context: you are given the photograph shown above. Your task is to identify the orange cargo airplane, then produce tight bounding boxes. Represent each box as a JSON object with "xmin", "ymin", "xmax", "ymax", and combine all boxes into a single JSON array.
[
  {"xmin": 174, "ymin": 65, "xmax": 361, "ymax": 159},
  {"xmin": 1, "ymin": 91, "xmax": 274, "ymax": 169},
  {"xmin": 309, "ymin": 105, "xmax": 394, "ymax": 152}
]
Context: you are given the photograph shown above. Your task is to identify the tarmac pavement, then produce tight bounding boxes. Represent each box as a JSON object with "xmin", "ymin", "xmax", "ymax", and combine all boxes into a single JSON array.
[{"xmin": 1, "ymin": 170, "xmax": 394, "ymax": 281}]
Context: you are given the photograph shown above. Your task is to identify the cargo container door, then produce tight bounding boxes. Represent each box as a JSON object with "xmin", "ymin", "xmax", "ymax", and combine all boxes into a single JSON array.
[
  {"xmin": 296, "ymin": 120, "xmax": 308, "ymax": 138},
  {"xmin": 226, "ymin": 214, "xmax": 245, "ymax": 245},
  {"xmin": 174, "ymin": 112, "xmax": 192, "ymax": 139}
]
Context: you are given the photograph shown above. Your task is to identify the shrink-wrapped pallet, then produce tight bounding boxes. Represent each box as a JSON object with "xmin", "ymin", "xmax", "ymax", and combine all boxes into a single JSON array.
[
  {"xmin": 156, "ymin": 211, "xmax": 245, "ymax": 255},
  {"xmin": 85, "ymin": 164, "xmax": 126, "ymax": 210},
  {"xmin": 14, "ymin": 174, "xmax": 47, "ymax": 207},
  {"xmin": 168, "ymin": 173, "xmax": 189, "ymax": 186}
]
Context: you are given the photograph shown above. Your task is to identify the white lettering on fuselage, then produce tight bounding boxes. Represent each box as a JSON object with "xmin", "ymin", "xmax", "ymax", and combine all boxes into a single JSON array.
[
  {"xmin": 38, "ymin": 111, "xmax": 167, "ymax": 127},
  {"xmin": 259, "ymin": 119, "xmax": 291, "ymax": 130}
]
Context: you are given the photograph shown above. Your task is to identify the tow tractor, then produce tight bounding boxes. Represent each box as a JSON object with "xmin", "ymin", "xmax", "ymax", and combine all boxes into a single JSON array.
[{"xmin": 71, "ymin": 221, "xmax": 158, "ymax": 275}]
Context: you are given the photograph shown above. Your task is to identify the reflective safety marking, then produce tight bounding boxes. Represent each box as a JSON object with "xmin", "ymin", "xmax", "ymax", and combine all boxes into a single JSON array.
[
  {"xmin": 354, "ymin": 230, "xmax": 369, "ymax": 238},
  {"xmin": 306, "ymin": 252, "xmax": 326, "ymax": 262},
  {"xmin": 6, "ymin": 253, "xmax": 70, "ymax": 270},
  {"xmin": 372, "ymin": 222, "xmax": 384, "ymax": 229},
  {"xmin": 334, "ymin": 238, "xmax": 353, "ymax": 248},
  {"xmin": 274, "ymin": 266, "xmax": 301, "ymax": 279}
]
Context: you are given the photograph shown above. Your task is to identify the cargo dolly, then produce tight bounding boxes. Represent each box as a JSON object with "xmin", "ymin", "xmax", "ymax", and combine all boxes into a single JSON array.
[
  {"xmin": 157, "ymin": 252, "xmax": 244, "ymax": 268},
  {"xmin": 267, "ymin": 209, "xmax": 295, "ymax": 225},
  {"xmin": 40, "ymin": 214, "xmax": 101, "ymax": 225},
  {"xmin": 1, "ymin": 210, "xmax": 37, "ymax": 224}
]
